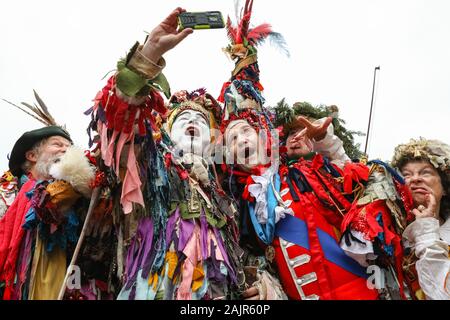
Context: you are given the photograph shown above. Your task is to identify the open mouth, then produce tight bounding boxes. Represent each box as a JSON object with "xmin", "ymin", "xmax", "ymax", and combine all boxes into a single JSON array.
[
  {"xmin": 244, "ymin": 146, "xmax": 255, "ymax": 159},
  {"xmin": 289, "ymin": 144, "xmax": 304, "ymax": 151},
  {"xmin": 185, "ymin": 125, "xmax": 200, "ymax": 137}
]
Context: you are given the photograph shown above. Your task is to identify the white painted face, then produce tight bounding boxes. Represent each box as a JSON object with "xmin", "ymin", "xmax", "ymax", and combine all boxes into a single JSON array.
[{"xmin": 170, "ymin": 110, "xmax": 211, "ymax": 157}]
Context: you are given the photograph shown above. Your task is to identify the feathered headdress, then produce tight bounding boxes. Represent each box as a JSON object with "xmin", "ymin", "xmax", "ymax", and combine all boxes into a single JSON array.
[
  {"xmin": 219, "ymin": 0, "xmax": 289, "ymax": 122},
  {"xmin": 224, "ymin": 0, "xmax": 289, "ymax": 67},
  {"xmin": 2, "ymin": 91, "xmax": 73, "ymax": 177},
  {"xmin": 2, "ymin": 90, "xmax": 67, "ymax": 129},
  {"xmin": 219, "ymin": 0, "xmax": 286, "ymax": 176}
]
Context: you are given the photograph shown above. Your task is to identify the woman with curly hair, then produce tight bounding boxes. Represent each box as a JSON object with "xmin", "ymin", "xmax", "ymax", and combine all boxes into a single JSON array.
[{"xmin": 392, "ymin": 138, "xmax": 450, "ymax": 300}]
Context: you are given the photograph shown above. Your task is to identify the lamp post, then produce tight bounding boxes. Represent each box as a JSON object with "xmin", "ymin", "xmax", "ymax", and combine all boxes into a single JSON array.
[{"xmin": 364, "ymin": 66, "xmax": 381, "ymax": 157}]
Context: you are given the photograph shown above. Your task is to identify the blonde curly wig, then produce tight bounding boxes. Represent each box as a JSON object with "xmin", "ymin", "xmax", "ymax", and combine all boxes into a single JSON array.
[{"xmin": 392, "ymin": 137, "xmax": 450, "ymax": 219}]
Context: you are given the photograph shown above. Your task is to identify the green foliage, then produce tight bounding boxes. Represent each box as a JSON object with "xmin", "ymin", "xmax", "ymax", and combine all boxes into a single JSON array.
[
  {"xmin": 272, "ymin": 98, "xmax": 295, "ymax": 128},
  {"xmin": 271, "ymin": 99, "xmax": 365, "ymax": 160}
]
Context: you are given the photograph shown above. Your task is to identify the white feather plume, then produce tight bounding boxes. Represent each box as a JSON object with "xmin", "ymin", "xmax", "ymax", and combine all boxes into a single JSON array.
[{"xmin": 49, "ymin": 146, "xmax": 96, "ymax": 198}]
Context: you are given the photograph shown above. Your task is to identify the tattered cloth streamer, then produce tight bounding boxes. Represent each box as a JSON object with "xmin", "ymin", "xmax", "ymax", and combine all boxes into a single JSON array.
[
  {"xmin": 176, "ymin": 214, "xmax": 233, "ymax": 300},
  {"xmin": 20, "ymin": 179, "xmax": 80, "ymax": 255},
  {"xmin": 341, "ymin": 162, "xmax": 370, "ymax": 195},
  {"xmin": 89, "ymin": 75, "xmax": 166, "ymax": 214},
  {"xmin": 341, "ymin": 200, "xmax": 408, "ymax": 299},
  {"xmin": 122, "ymin": 217, "xmax": 154, "ymax": 299},
  {"xmin": 160, "ymin": 207, "xmax": 237, "ymax": 300},
  {"xmin": 11, "ymin": 229, "xmax": 34, "ymax": 299},
  {"xmin": 280, "ymin": 154, "xmax": 356, "ymax": 229},
  {"xmin": 142, "ymin": 126, "xmax": 170, "ymax": 274}
]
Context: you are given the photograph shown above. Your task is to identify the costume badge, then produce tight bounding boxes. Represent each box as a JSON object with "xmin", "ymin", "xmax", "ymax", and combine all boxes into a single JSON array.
[{"xmin": 265, "ymin": 245, "xmax": 275, "ymax": 263}]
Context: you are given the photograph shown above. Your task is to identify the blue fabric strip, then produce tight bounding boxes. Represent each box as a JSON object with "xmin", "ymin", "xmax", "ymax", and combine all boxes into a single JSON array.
[
  {"xmin": 275, "ymin": 214, "xmax": 369, "ymax": 279},
  {"xmin": 247, "ymin": 173, "xmax": 280, "ymax": 245}
]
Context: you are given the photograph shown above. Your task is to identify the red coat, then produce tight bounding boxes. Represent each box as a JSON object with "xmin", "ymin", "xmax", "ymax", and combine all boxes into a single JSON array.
[
  {"xmin": 273, "ymin": 156, "xmax": 378, "ymax": 300},
  {"xmin": 0, "ymin": 179, "xmax": 35, "ymax": 299}
]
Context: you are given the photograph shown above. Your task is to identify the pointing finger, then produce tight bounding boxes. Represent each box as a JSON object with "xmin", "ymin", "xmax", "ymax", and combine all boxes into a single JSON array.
[
  {"xmin": 426, "ymin": 192, "xmax": 438, "ymax": 214},
  {"xmin": 297, "ymin": 116, "xmax": 313, "ymax": 130},
  {"xmin": 320, "ymin": 117, "xmax": 333, "ymax": 130}
]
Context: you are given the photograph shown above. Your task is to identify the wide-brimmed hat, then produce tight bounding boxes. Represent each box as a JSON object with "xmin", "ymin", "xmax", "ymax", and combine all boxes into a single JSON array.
[{"xmin": 8, "ymin": 125, "xmax": 72, "ymax": 177}]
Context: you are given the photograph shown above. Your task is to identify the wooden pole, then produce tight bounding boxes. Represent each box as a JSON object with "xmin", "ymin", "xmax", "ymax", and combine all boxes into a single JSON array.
[
  {"xmin": 364, "ymin": 66, "xmax": 381, "ymax": 157},
  {"xmin": 57, "ymin": 187, "xmax": 101, "ymax": 300}
]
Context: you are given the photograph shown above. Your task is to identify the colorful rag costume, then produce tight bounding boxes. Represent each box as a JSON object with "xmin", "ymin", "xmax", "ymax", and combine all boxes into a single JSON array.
[
  {"xmin": 339, "ymin": 160, "xmax": 416, "ymax": 299},
  {"xmin": 79, "ymin": 40, "xmax": 172, "ymax": 300},
  {"xmin": 340, "ymin": 150, "xmax": 449, "ymax": 300},
  {"xmin": 0, "ymin": 177, "xmax": 36, "ymax": 299},
  {"xmin": 117, "ymin": 89, "xmax": 244, "ymax": 300},
  {"xmin": 0, "ymin": 122, "xmax": 95, "ymax": 300}
]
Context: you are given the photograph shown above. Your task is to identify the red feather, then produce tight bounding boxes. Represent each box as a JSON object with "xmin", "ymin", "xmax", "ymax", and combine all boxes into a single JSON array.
[
  {"xmin": 235, "ymin": 0, "xmax": 254, "ymax": 44},
  {"xmin": 247, "ymin": 23, "xmax": 273, "ymax": 44},
  {"xmin": 236, "ymin": 11, "xmax": 251, "ymax": 44},
  {"xmin": 226, "ymin": 16, "xmax": 238, "ymax": 43}
]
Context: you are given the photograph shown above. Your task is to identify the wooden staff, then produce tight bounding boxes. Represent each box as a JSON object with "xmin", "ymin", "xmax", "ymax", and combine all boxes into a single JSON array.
[
  {"xmin": 364, "ymin": 66, "xmax": 381, "ymax": 157},
  {"xmin": 57, "ymin": 187, "xmax": 101, "ymax": 300}
]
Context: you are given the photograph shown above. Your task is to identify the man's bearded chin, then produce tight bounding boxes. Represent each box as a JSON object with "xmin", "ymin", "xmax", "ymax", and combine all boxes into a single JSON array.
[{"xmin": 34, "ymin": 154, "xmax": 63, "ymax": 179}]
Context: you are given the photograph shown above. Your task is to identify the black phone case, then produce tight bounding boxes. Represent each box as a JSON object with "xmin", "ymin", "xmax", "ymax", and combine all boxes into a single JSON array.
[{"xmin": 178, "ymin": 11, "xmax": 225, "ymax": 30}]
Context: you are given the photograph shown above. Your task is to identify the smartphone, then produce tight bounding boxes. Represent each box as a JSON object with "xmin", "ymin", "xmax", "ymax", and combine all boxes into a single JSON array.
[{"xmin": 178, "ymin": 11, "xmax": 225, "ymax": 30}]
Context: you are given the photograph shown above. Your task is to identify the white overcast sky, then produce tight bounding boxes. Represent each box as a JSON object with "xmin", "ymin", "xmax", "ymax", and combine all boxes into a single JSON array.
[{"xmin": 1, "ymin": 0, "xmax": 449, "ymax": 170}]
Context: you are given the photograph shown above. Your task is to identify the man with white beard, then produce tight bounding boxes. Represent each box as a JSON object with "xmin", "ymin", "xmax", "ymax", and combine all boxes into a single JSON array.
[{"xmin": 0, "ymin": 126, "xmax": 95, "ymax": 299}]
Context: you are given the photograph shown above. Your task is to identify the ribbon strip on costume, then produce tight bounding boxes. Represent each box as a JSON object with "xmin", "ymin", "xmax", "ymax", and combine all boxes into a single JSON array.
[{"xmin": 276, "ymin": 214, "xmax": 369, "ymax": 279}]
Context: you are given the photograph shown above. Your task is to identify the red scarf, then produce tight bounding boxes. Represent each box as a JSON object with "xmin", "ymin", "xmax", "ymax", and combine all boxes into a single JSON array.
[{"xmin": 0, "ymin": 178, "xmax": 35, "ymax": 299}]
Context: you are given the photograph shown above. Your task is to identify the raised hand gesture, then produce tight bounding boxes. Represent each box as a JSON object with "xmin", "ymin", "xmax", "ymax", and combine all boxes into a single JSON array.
[
  {"xmin": 290, "ymin": 116, "xmax": 333, "ymax": 143},
  {"xmin": 142, "ymin": 7, "xmax": 193, "ymax": 63},
  {"xmin": 411, "ymin": 186, "xmax": 439, "ymax": 220}
]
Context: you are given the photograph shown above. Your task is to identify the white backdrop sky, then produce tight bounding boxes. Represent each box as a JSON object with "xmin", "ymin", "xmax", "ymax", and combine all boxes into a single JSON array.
[{"xmin": 1, "ymin": 0, "xmax": 449, "ymax": 170}]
